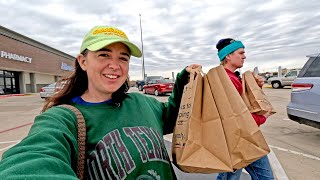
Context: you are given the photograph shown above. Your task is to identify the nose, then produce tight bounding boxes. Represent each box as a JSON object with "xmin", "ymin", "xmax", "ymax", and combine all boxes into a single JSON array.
[{"xmin": 108, "ymin": 59, "xmax": 120, "ymax": 70}]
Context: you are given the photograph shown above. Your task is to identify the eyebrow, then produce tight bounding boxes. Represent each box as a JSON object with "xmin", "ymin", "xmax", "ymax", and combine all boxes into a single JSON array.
[{"xmin": 97, "ymin": 48, "xmax": 130, "ymax": 57}]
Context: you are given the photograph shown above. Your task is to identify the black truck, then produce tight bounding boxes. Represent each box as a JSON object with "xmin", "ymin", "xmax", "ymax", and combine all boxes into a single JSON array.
[{"xmin": 136, "ymin": 76, "xmax": 164, "ymax": 91}]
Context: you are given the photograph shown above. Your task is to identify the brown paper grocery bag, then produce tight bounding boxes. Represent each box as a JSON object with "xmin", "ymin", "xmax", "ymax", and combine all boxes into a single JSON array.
[
  {"xmin": 206, "ymin": 66, "xmax": 270, "ymax": 170},
  {"xmin": 241, "ymin": 71, "xmax": 276, "ymax": 115},
  {"xmin": 171, "ymin": 69, "xmax": 233, "ymax": 173}
]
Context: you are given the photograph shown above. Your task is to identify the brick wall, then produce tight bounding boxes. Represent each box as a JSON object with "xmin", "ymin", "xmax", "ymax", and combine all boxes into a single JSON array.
[{"xmin": 0, "ymin": 35, "xmax": 74, "ymax": 78}]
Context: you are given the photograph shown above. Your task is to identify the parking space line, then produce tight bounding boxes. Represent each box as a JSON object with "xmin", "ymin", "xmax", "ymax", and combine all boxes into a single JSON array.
[
  {"xmin": 269, "ymin": 144, "xmax": 320, "ymax": 161},
  {"xmin": 282, "ymin": 118, "xmax": 291, "ymax": 121},
  {"xmin": 0, "ymin": 140, "xmax": 21, "ymax": 144},
  {"xmin": 0, "ymin": 122, "xmax": 33, "ymax": 134},
  {"xmin": 0, "ymin": 142, "xmax": 20, "ymax": 152}
]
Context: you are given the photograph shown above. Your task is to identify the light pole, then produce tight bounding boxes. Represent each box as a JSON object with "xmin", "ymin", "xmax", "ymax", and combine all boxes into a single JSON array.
[{"xmin": 139, "ymin": 14, "xmax": 146, "ymax": 81}]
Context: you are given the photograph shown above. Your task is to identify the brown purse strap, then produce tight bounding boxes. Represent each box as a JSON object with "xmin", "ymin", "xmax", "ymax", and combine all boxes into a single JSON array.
[{"xmin": 59, "ymin": 104, "xmax": 86, "ymax": 180}]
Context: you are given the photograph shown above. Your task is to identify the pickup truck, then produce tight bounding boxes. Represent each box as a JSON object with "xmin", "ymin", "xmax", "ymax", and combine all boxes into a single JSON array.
[
  {"xmin": 136, "ymin": 76, "xmax": 164, "ymax": 91},
  {"xmin": 267, "ymin": 69, "xmax": 300, "ymax": 88}
]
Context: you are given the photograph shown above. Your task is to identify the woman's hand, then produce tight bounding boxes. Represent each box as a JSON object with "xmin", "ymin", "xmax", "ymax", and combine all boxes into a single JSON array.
[{"xmin": 186, "ymin": 64, "xmax": 202, "ymax": 73}]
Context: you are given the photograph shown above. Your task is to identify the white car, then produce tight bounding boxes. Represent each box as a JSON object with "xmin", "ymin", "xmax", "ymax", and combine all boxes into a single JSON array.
[{"xmin": 40, "ymin": 81, "xmax": 66, "ymax": 99}]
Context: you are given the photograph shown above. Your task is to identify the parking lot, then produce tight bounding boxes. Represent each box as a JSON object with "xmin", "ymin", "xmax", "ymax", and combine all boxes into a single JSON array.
[{"xmin": 0, "ymin": 87, "xmax": 319, "ymax": 179}]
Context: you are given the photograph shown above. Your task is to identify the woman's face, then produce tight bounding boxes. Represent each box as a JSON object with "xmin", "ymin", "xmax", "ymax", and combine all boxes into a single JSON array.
[{"xmin": 77, "ymin": 42, "xmax": 130, "ymax": 101}]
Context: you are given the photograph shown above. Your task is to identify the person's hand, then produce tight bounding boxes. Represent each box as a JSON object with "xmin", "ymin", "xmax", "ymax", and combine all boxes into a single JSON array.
[
  {"xmin": 263, "ymin": 109, "xmax": 272, "ymax": 119},
  {"xmin": 186, "ymin": 64, "xmax": 202, "ymax": 73},
  {"xmin": 253, "ymin": 73, "xmax": 265, "ymax": 88}
]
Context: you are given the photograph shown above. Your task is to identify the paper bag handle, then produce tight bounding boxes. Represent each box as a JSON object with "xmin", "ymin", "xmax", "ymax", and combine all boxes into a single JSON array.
[
  {"xmin": 186, "ymin": 67, "xmax": 203, "ymax": 99},
  {"xmin": 188, "ymin": 67, "xmax": 203, "ymax": 82}
]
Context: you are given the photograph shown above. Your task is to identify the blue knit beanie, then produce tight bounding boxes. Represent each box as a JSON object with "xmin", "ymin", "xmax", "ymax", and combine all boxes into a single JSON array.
[{"xmin": 216, "ymin": 38, "xmax": 245, "ymax": 61}]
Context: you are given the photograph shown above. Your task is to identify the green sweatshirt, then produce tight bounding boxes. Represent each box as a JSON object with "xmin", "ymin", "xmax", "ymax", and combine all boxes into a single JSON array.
[{"xmin": 0, "ymin": 69, "xmax": 189, "ymax": 180}]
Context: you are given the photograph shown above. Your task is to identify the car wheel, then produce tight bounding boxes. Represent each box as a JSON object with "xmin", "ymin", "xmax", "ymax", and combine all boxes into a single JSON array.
[
  {"xmin": 142, "ymin": 88, "xmax": 146, "ymax": 94},
  {"xmin": 138, "ymin": 85, "xmax": 143, "ymax": 91},
  {"xmin": 272, "ymin": 81, "xmax": 282, "ymax": 89},
  {"xmin": 154, "ymin": 89, "xmax": 159, "ymax": 96}
]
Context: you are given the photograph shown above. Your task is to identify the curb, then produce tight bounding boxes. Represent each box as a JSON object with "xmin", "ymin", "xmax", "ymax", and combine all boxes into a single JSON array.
[
  {"xmin": 268, "ymin": 148, "xmax": 289, "ymax": 180},
  {"xmin": 263, "ymin": 85, "xmax": 272, "ymax": 88},
  {"xmin": 0, "ymin": 93, "xmax": 36, "ymax": 99}
]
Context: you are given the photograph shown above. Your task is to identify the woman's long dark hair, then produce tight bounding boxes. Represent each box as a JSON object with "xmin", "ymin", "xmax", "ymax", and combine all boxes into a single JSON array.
[{"xmin": 42, "ymin": 52, "xmax": 129, "ymax": 112}]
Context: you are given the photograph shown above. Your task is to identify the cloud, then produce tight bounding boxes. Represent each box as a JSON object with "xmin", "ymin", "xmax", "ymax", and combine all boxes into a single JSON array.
[{"xmin": 1, "ymin": 0, "xmax": 319, "ymax": 80}]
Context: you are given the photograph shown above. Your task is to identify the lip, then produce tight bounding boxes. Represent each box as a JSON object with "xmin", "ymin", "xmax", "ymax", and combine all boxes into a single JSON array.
[
  {"xmin": 104, "ymin": 73, "xmax": 120, "ymax": 77},
  {"xmin": 103, "ymin": 74, "xmax": 121, "ymax": 81}
]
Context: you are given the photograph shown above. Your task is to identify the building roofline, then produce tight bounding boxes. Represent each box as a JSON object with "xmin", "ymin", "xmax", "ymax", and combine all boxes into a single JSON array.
[{"xmin": 0, "ymin": 25, "xmax": 75, "ymax": 60}]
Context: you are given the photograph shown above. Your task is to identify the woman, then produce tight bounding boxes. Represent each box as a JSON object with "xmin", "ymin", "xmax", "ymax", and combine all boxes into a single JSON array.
[{"xmin": 0, "ymin": 25, "xmax": 200, "ymax": 179}]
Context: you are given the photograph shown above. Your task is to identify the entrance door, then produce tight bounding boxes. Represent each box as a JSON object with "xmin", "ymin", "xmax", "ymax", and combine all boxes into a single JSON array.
[{"xmin": 0, "ymin": 70, "xmax": 20, "ymax": 94}]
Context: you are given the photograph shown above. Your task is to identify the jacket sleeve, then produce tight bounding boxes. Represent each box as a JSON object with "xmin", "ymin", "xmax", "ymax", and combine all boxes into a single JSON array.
[
  {"xmin": 161, "ymin": 68, "xmax": 189, "ymax": 134},
  {"xmin": 0, "ymin": 107, "xmax": 79, "ymax": 180},
  {"xmin": 251, "ymin": 113, "xmax": 267, "ymax": 126}
]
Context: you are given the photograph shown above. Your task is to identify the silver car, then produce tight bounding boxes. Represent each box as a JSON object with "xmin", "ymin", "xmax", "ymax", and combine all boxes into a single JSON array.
[
  {"xmin": 267, "ymin": 69, "xmax": 300, "ymax": 89},
  {"xmin": 287, "ymin": 53, "xmax": 320, "ymax": 129},
  {"xmin": 40, "ymin": 81, "xmax": 65, "ymax": 99}
]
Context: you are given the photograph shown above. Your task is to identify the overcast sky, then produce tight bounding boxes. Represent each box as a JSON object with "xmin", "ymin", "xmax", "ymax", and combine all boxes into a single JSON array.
[{"xmin": 1, "ymin": 0, "xmax": 319, "ymax": 80}]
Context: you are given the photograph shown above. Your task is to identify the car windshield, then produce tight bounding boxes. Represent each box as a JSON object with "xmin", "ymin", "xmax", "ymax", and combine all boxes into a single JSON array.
[
  {"xmin": 286, "ymin": 71, "xmax": 297, "ymax": 77},
  {"xmin": 158, "ymin": 79, "xmax": 173, "ymax": 83},
  {"xmin": 146, "ymin": 76, "xmax": 163, "ymax": 81},
  {"xmin": 303, "ymin": 57, "xmax": 320, "ymax": 77},
  {"xmin": 46, "ymin": 81, "xmax": 67, "ymax": 88},
  {"xmin": 47, "ymin": 83, "xmax": 57, "ymax": 87}
]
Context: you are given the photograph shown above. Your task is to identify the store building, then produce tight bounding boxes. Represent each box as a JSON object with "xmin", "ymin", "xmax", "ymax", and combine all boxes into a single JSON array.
[{"xmin": 0, "ymin": 26, "xmax": 75, "ymax": 94}]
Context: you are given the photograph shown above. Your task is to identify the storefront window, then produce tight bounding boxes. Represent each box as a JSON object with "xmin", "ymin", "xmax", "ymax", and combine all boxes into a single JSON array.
[
  {"xmin": 0, "ymin": 77, "xmax": 4, "ymax": 86},
  {"xmin": 5, "ymin": 71, "xmax": 14, "ymax": 77},
  {"xmin": 0, "ymin": 75, "xmax": 4, "ymax": 94},
  {"xmin": 0, "ymin": 71, "xmax": 19, "ymax": 94}
]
